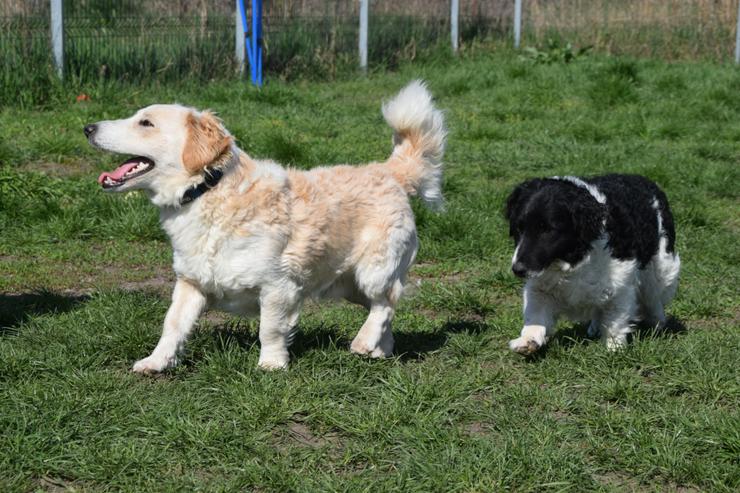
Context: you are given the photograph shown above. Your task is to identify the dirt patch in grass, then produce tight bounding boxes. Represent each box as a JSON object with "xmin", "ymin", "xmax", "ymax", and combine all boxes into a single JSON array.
[
  {"xmin": 1, "ymin": 259, "xmax": 174, "ymax": 297},
  {"xmin": 37, "ymin": 475, "xmax": 90, "ymax": 492},
  {"xmin": 469, "ymin": 388, "xmax": 492, "ymax": 401},
  {"xmin": 119, "ymin": 274, "xmax": 174, "ymax": 295},
  {"xmin": 103, "ymin": 263, "xmax": 173, "ymax": 287},
  {"xmin": 464, "ymin": 421, "xmax": 493, "ymax": 436},
  {"xmin": 550, "ymin": 410, "xmax": 571, "ymax": 424},
  {"xmin": 690, "ymin": 312, "xmax": 740, "ymax": 331},
  {"xmin": 273, "ymin": 414, "xmax": 344, "ymax": 455},
  {"xmin": 593, "ymin": 471, "xmax": 644, "ymax": 491},
  {"xmin": 592, "ymin": 471, "xmax": 701, "ymax": 493}
]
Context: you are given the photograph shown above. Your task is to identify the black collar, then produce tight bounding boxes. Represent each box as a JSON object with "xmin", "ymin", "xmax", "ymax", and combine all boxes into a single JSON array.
[{"xmin": 180, "ymin": 168, "xmax": 224, "ymax": 205}]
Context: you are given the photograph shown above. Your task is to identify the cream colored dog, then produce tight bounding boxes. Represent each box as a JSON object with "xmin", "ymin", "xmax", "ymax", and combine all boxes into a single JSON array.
[{"xmin": 84, "ymin": 81, "xmax": 446, "ymax": 373}]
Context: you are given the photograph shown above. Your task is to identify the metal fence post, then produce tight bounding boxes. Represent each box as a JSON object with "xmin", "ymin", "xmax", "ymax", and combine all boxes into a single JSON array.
[
  {"xmin": 235, "ymin": 0, "xmax": 245, "ymax": 75},
  {"xmin": 735, "ymin": 0, "xmax": 740, "ymax": 63},
  {"xmin": 451, "ymin": 0, "xmax": 459, "ymax": 53},
  {"xmin": 514, "ymin": 0, "xmax": 522, "ymax": 48},
  {"xmin": 252, "ymin": 0, "xmax": 262, "ymax": 85},
  {"xmin": 51, "ymin": 0, "xmax": 63, "ymax": 78},
  {"xmin": 359, "ymin": 0, "xmax": 368, "ymax": 71}
]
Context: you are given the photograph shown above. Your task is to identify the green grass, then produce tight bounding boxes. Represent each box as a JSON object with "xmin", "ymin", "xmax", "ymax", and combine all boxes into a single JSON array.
[{"xmin": 1, "ymin": 50, "xmax": 739, "ymax": 491}]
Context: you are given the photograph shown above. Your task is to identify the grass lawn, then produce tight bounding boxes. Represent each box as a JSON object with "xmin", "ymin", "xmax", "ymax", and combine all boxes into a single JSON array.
[{"xmin": 1, "ymin": 49, "xmax": 738, "ymax": 492}]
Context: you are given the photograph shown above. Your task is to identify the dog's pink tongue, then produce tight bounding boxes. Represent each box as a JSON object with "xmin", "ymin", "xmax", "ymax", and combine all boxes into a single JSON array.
[{"xmin": 97, "ymin": 161, "xmax": 139, "ymax": 185}]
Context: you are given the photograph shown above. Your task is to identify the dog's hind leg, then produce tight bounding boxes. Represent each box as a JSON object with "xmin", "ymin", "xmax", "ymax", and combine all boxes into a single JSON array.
[
  {"xmin": 350, "ymin": 217, "xmax": 417, "ymax": 359},
  {"xmin": 640, "ymin": 295, "xmax": 667, "ymax": 330},
  {"xmin": 350, "ymin": 292, "xmax": 397, "ymax": 358},
  {"xmin": 133, "ymin": 278, "xmax": 206, "ymax": 374},
  {"xmin": 600, "ymin": 286, "xmax": 637, "ymax": 351},
  {"xmin": 257, "ymin": 286, "xmax": 302, "ymax": 370},
  {"xmin": 587, "ymin": 318, "xmax": 601, "ymax": 338}
]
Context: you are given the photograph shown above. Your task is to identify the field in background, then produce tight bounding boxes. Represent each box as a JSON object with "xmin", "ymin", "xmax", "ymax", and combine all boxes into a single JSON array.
[
  {"xmin": 527, "ymin": 0, "xmax": 738, "ymax": 60},
  {"xmin": 1, "ymin": 50, "xmax": 739, "ymax": 491},
  {"xmin": 2, "ymin": 0, "xmax": 739, "ymax": 107}
]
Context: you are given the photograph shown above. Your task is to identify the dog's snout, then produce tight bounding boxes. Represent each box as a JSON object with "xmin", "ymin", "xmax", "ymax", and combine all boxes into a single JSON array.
[
  {"xmin": 84, "ymin": 124, "xmax": 98, "ymax": 138},
  {"xmin": 512, "ymin": 262, "xmax": 527, "ymax": 278}
]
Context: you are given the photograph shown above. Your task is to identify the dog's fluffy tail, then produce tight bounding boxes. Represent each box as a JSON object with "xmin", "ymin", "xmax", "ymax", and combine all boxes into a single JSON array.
[{"xmin": 382, "ymin": 80, "xmax": 446, "ymax": 210}]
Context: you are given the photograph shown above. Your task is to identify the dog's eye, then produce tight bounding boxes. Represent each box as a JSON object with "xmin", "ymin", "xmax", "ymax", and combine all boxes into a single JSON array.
[{"xmin": 139, "ymin": 119, "xmax": 154, "ymax": 128}]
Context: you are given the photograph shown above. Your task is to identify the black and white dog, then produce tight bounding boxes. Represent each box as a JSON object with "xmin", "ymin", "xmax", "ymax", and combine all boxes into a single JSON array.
[{"xmin": 505, "ymin": 174, "xmax": 680, "ymax": 353}]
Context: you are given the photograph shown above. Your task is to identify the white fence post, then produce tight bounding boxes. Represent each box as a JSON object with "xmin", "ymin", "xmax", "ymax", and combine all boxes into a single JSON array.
[
  {"xmin": 514, "ymin": 0, "xmax": 522, "ymax": 48},
  {"xmin": 359, "ymin": 0, "xmax": 368, "ymax": 71},
  {"xmin": 51, "ymin": 0, "xmax": 63, "ymax": 78},
  {"xmin": 451, "ymin": 0, "xmax": 459, "ymax": 53},
  {"xmin": 235, "ymin": 0, "xmax": 245, "ymax": 75},
  {"xmin": 735, "ymin": 0, "xmax": 740, "ymax": 63}
]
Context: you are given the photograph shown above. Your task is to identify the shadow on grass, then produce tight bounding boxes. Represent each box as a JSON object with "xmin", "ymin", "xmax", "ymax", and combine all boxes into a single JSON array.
[
  {"xmin": 201, "ymin": 316, "xmax": 490, "ymax": 362},
  {"xmin": 525, "ymin": 315, "xmax": 688, "ymax": 360},
  {"xmin": 210, "ymin": 322, "xmax": 259, "ymax": 351},
  {"xmin": 285, "ymin": 318, "xmax": 490, "ymax": 361},
  {"xmin": 0, "ymin": 290, "xmax": 89, "ymax": 335},
  {"xmin": 395, "ymin": 319, "xmax": 489, "ymax": 361},
  {"xmin": 567, "ymin": 315, "xmax": 686, "ymax": 345}
]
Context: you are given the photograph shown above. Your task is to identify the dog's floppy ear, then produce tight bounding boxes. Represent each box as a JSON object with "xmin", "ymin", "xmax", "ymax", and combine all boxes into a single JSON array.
[
  {"xmin": 505, "ymin": 179, "xmax": 544, "ymax": 236},
  {"xmin": 568, "ymin": 195, "xmax": 606, "ymax": 244},
  {"xmin": 182, "ymin": 110, "xmax": 232, "ymax": 174}
]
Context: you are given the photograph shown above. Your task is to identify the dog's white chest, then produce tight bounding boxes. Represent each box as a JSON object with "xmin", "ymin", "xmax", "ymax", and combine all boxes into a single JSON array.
[
  {"xmin": 161, "ymin": 207, "xmax": 277, "ymax": 297},
  {"xmin": 530, "ymin": 244, "xmax": 636, "ymax": 321}
]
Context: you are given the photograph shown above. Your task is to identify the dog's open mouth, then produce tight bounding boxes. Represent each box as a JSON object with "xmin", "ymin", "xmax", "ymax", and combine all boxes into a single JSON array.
[{"xmin": 97, "ymin": 157, "xmax": 155, "ymax": 189}]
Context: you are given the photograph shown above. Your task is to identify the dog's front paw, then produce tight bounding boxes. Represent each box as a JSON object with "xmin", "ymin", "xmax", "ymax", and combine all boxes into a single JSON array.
[
  {"xmin": 508, "ymin": 336, "xmax": 542, "ymax": 355},
  {"xmin": 258, "ymin": 352, "xmax": 289, "ymax": 371},
  {"xmin": 604, "ymin": 334, "xmax": 628, "ymax": 352},
  {"xmin": 132, "ymin": 355, "xmax": 174, "ymax": 374},
  {"xmin": 350, "ymin": 335, "xmax": 394, "ymax": 359}
]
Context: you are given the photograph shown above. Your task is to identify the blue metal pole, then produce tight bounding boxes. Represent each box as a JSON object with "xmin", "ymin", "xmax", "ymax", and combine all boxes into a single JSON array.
[
  {"xmin": 257, "ymin": 0, "xmax": 264, "ymax": 87},
  {"xmin": 250, "ymin": 1, "xmax": 256, "ymax": 84},
  {"xmin": 252, "ymin": 0, "xmax": 262, "ymax": 86},
  {"xmin": 238, "ymin": 0, "xmax": 262, "ymax": 86}
]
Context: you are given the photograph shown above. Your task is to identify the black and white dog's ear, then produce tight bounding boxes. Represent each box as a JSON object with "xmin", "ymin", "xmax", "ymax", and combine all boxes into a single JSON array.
[
  {"xmin": 569, "ymin": 198, "xmax": 606, "ymax": 244},
  {"xmin": 505, "ymin": 179, "xmax": 544, "ymax": 225}
]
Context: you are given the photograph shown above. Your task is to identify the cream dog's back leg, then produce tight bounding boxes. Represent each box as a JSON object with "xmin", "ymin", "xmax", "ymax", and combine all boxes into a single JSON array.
[
  {"xmin": 350, "ymin": 220, "xmax": 417, "ymax": 358},
  {"xmin": 350, "ymin": 295, "xmax": 396, "ymax": 358},
  {"xmin": 133, "ymin": 278, "xmax": 206, "ymax": 374}
]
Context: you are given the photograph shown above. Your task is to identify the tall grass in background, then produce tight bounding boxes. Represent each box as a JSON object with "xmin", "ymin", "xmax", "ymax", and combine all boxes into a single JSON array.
[
  {"xmin": 1, "ymin": 0, "xmax": 738, "ymax": 108},
  {"xmin": 64, "ymin": 19, "xmax": 234, "ymax": 84},
  {"xmin": 0, "ymin": 12, "xmax": 60, "ymax": 107},
  {"xmin": 525, "ymin": 0, "xmax": 738, "ymax": 60},
  {"xmin": 1, "ymin": 0, "xmax": 236, "ymax": 108}
]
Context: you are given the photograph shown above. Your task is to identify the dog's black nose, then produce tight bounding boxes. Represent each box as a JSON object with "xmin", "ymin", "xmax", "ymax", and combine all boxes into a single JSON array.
[
  {"xmin": 83, "ymin": 124, "xmax": 97, "ymax": 138},
  {"xmin": 512, "ymin": 262, "xmax": 527, "ymax": 278}
]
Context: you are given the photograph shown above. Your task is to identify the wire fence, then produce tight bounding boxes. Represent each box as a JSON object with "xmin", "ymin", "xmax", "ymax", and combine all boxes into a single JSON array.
[{"xmin": 1, "ymin": 1, "xmax": 739, "ymax": 105}]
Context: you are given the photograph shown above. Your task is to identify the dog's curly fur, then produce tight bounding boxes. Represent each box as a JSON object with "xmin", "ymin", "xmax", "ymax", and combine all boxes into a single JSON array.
[{"xmin": 505, "ymin": 174, "xmax": 681, "ymax": 353}]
